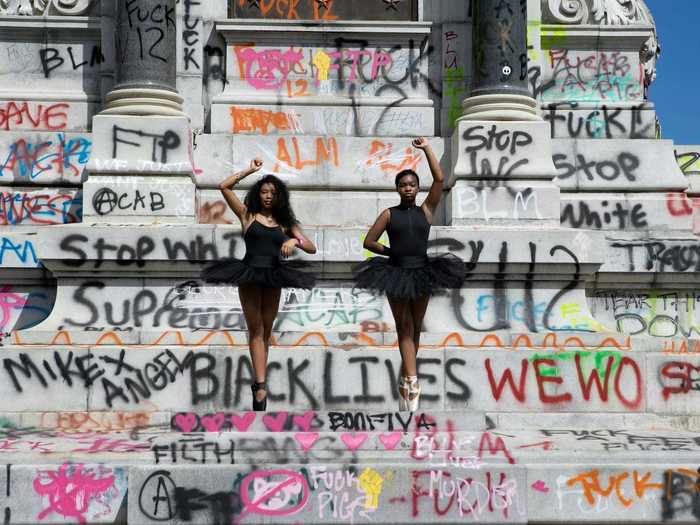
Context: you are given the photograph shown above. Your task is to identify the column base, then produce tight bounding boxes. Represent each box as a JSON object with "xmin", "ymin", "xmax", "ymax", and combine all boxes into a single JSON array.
[
  {"xmin": 450, "ymin": 120, "xmax": 555, "ymax": 181},
  {"xmin": 446, "ymin": 179, "xmax": 560, "ymax": 226},
  {"xmin": 457, "ymin": 94, "xmax": 541, "ymax": 122},
  {"xmin": 83, "ymin": 115, "xmax": 196, "ymax": 224},
  {"xmin": 82, "ymin": 176, "xmax": 196, "ymax": 224},
  {"xmin": 101, "ymin": 88, "xmax": 185, "ymax": 117}
]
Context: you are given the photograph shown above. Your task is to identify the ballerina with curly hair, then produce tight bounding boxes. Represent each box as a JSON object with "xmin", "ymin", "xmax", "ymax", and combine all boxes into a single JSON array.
[
  {"xmin": 354, "ymin": 138, "xmax": 465, "ymax": 411},
  {"xmin": 203, "ymin": 159, "xmax": 317, "ymax": 411}
]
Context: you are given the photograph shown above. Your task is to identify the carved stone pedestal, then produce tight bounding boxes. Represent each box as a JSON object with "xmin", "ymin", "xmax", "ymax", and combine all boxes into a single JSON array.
[{"xmin": 82, "ymin": 115, "xmax": 195, "ymax": 224}]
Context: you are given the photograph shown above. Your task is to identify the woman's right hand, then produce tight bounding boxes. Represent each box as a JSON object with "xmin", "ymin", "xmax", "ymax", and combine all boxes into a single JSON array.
[
  {"xmin": 281, "ymin": 238, "xmax": 298, "ymax": 258},
  {"xmin": 412, "ymin": 137, "xmax": 429, "ymax": 151}
]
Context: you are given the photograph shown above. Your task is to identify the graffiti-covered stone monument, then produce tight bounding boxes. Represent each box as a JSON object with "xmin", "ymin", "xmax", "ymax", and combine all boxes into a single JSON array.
[{"xmin": 0, "ymin": 0, "xmax": 698, "ymax": 522}]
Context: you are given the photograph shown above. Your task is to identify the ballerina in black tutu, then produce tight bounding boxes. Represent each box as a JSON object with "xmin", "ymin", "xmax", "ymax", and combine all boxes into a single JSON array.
[
  {"xmin": 355, "ymin": 138, "xmax": 465, "ymax": 411},
  {"xmin": 203, "ymin": 158, "xmax": 317, "ymax": 411}
]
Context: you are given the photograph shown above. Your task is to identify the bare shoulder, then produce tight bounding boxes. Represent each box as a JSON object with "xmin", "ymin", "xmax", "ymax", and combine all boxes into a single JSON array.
[{"xmin": 241, "ymin": 211, "xmax": 255, "ymax": 229}]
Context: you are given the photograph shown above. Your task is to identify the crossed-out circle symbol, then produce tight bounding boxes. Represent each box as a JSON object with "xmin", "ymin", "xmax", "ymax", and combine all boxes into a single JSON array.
[{"xmin": 238, "ymin": 469, "xmax": 309, "ymax": 519}]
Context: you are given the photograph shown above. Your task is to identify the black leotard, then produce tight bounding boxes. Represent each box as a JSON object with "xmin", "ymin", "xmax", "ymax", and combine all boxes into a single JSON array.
[
  {"xmin": 353, "ymin": 204, "xmax": 463, "ymax": 298},
  {"xmin": 387, "ymin": 205, "xmax": 430, "ymax": 266},
  {"xmin": 202, "ymin": 219, "xmax": 314, "ymax": 289},
  {"xmin": 244, "ymin": 220, "xmax": 286, "ymax": 267}
]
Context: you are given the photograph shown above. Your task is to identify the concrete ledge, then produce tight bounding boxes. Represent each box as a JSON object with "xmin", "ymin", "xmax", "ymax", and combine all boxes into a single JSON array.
[
  {"xmin": 599, "ymin": 232, "xmax": 700, "ymax": 278},
  {"xmin": 1, "ymin": 329, "xmax": 654, "ymax": 349},
  {"xmin": 553, "ymin": 139, "xmax": 688, "ymax": 192},
  {"xmin": 33, "ymin": 224, "xmax": 606, "ymax": 268},
  {"xmin": 561, "ymin": 193, "xmax": 695, "ymax": 232}
]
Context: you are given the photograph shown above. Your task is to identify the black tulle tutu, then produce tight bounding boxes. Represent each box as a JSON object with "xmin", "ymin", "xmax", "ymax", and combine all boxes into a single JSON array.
[
  {"xmin": 353, "ymin": 253, "xmax": 465, "ymax": 299},
  {"xmin": 202, "ymin": 257, "xmax": 316, "ymax": 289}
]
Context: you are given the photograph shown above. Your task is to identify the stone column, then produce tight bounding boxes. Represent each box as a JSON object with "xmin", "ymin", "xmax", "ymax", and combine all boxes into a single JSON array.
[
  {"xmin": 101, "ymin": 0, "xmax": 184, "ymax": 116},
  {"xmin": 82, "ymin": 0, "xmax": 195, "ymax": 224},
  {"xmin": 460, "ymin": 0, "xmax": 539, "ymax": 122},
  {"xmin": 446, "ymin": 0, "xmax": 558, "ymax": 225}
]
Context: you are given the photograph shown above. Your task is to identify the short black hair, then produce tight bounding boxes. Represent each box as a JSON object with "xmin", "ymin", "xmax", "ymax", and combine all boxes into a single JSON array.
[{"xmin": 395, "ymin": 169, "xmax": 419, "ymax": 187}]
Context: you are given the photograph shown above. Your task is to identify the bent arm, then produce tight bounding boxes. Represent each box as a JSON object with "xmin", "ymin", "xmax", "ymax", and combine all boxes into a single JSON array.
[
  {"xmin": 219, "ymin": 172, "xmax": 250, "ymax": 226},
  {"xmin": 218, "ymin": 159, "xmax": 262, "ymax": 227},
  {"xmin": 362, "ymin": 209, "xmax": 391, "ymax": 256},
  {"xmin": 289, "ymin": 224, "xmax": 317, "ymax": 255},
  {"xmin": 421, "ymin": 142, "xmax": 444, "ymax": 220}
]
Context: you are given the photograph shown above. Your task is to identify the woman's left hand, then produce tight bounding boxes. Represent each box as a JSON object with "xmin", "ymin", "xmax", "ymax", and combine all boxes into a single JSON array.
[{"xmin": 281, "ymin": 238, "xmax": 298, "ymax": 258}]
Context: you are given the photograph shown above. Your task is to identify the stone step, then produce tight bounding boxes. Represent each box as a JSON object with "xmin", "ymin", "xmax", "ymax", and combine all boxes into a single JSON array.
[
  {"xmin": 552, "ymin": 138, "xmax": 687, "ymax": 192},
  {"xmin": 560, "ymin": 192, "xmax": 696, "ymax": 232},
  {"xmin": 3, "ymin": 429, "xmax": 700, "ymax": 465},
  {"xmin": 127, "ymin": 462, "xmax": 700, "ymax": 523},
  {"xmin": 2, "ymin": 461, "xmax": 698, "ymax": 524},
  {"xmin": 2, "ymin": 415, "xmax": 699, "ymax": 462},
  {"xmin": 0, "ymin": 404, "xmax": 697, "ymax": 523},
  {"xmin": 0, "ymin": 342, "xmax": 695, "ymax": 414},
  {"xmin": 3, "ymin": 410, "xmax": 700, "ymax": 435},
  {"xmin": 13, "ymin": 408, "xmax": 700, "ymax": 431},
  {"xmin": 0, "ymin": 410, "xmax": 486, "ymax": 435},
  {"xmin": 4, "ymin": 185, "xmax": 699, "ymax": 233},
  {"xmin": 2, "ymin": 329, "xmax": 658, "ymax": 348},
  {"xmin": 0, "ymin": 428, "xmax": 699, "ymax": 522}
]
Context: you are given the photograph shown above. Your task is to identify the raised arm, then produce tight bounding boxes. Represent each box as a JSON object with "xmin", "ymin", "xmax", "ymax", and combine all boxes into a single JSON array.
[
  {"xmin": 281, "ymin": 224, "xmax": 317, "ymax": 257},
  {"xmin": 218, "ymin": 158, "xmax": 263, "ymax": 226},
  {"xmin": 414, "ymin": 138, "xmax": 444, "ymax": 222},
  {"xmin": 362, "ymin": 209, "xmax": 391, "ymax": 256}
]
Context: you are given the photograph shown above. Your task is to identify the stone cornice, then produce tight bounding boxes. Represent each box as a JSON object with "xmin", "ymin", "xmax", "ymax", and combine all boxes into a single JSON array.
[
  {"xmin": 540, "ymin": 23, "xmax": 652, "ymax": 50},
  {"xmin": 215, "ymin": 19, "xmax": 432, "ymax": 41},
  {"xmin": 0, "ymin": 14, "xmax": 100, "ymax": 39},
  {"xmin": 542, "ymin": 0, "xmax": 655, "ymax": 26}
]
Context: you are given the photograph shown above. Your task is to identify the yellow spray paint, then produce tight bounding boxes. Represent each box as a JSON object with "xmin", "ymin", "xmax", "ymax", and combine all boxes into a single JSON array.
[
  {"xmin": 313, "ymin": 50, "xmax": 332, "ymax": 81},
  {"xmin": 358, "ymin": 468, "xmax": 385, "ymax": 510}
]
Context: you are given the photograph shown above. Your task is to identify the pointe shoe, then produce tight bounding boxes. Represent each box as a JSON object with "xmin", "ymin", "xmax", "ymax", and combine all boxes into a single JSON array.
[
  {"xmin": 251, "ymin": 381, "xmax": 268, "ymax": 412},
  {"xmin": 398, "ymin": 375, "xmax": 421, "ymax": 412}
]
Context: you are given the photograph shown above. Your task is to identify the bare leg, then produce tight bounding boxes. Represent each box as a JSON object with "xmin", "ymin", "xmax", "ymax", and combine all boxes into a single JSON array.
[
  {"xmin": 389, "ymin": 296, "xmax": 417, "ymax": 377},
  {"xmin": 411, "ymin": 294, "xmax": 430, "ymax": 356},
  {"xmin": 239, "ymin": 283, "xmax": 266, "ymax": 402},
  {"xmin": 261, "ymin": 287, "xmax": 282, "ymax": 361}
]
